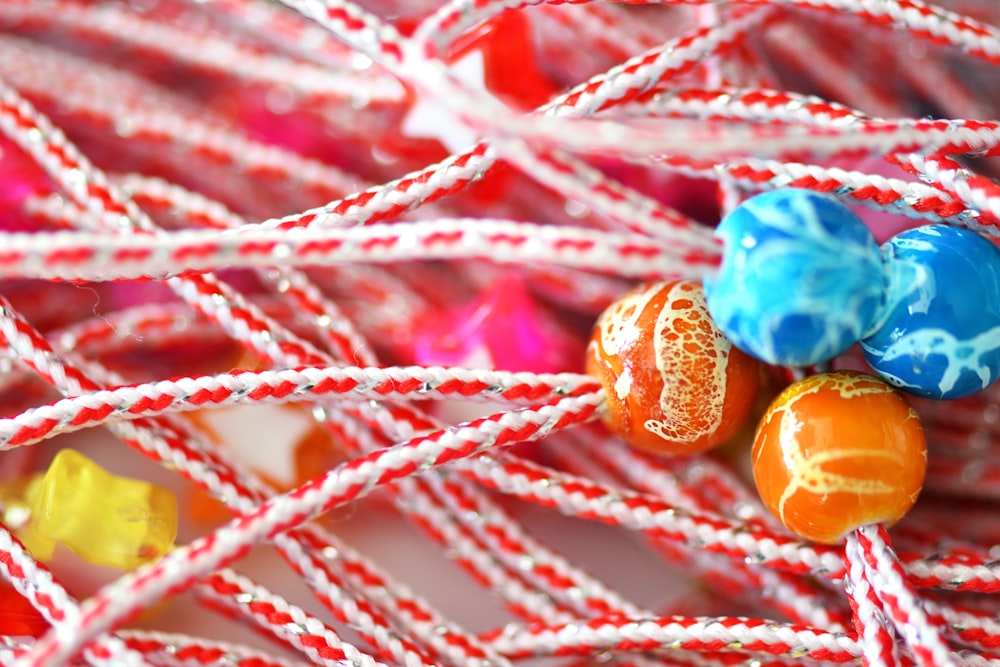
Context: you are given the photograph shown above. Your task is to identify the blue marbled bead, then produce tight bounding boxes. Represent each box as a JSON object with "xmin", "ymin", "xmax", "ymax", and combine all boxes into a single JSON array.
[
  {"xmin": 703, "ymin": 188, "xmax": 886, "ymax": 367},
  {"xmin": 861, "ymin": 225, "xmax": 1000, "ymax": 400}
]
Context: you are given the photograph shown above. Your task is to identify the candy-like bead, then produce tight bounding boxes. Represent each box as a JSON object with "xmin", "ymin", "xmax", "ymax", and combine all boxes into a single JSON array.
[
  {"xmin": 704, "ymin": 189, "xmax": 886, "ymax": 366},
  {"xmin": 586, "ymin": 280, "xmax": 760, "ymax": 456},
  {"xmin": 752, "ymin": 371, "xmax": 926, "ymax": 544},
  {"xmin": 19, "ymin": 449, "xmax": 177, "ymax": 569},
  {"xmin": 861, "ymin": 224, "xmax": 1000, "ymax": 400}
]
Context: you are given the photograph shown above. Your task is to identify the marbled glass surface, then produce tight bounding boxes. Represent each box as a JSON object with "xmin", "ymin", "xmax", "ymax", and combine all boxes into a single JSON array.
[
  {"xmin": 705, "ymin": 189, "xmax": 886, "ymax": 367},
  {"xmin": 862, "ymin": 225, "xmax": 1000, "ymax": 399}
]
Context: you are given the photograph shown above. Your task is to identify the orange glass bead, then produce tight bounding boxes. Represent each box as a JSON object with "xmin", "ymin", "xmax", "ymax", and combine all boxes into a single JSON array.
[
  {"xmin": 186, "ymin": 403, "xmax": 341, "ymax": 491},
  {"xmin": 586, "ymin": 280, "xmax": 761, "ymax": 456},
  {"xmin": 752, "ymin": 370, "xmax": 927, "ymax": 544}
]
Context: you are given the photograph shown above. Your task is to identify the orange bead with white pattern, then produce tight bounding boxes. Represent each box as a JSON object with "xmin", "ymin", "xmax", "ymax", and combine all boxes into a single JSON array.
[
  {"xmin": 586, "ymin": 280, "xmax": 760, "ymax": 456},
  {"xmin": 752, "ymin": 371, "xmax": 927, "ymax": 544}
]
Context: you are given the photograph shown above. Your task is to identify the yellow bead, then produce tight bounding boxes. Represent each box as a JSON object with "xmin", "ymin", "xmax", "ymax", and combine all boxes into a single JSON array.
[{"xmin": 18, "ymin": 450, "xmax": 177, "ymax": 570}]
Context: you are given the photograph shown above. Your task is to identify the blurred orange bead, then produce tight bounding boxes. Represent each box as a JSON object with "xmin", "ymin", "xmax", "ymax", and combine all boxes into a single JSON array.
[
  {"xmin": 586, "ymin": 280, "xmax": 760, "ymax": 456},
  {"xmin": 752, "ymin": 371, "xmax": 927, "ymax": 544}
]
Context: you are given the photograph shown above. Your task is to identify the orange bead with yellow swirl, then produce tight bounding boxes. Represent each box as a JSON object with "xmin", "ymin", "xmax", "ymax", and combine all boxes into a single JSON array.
[
  {"xmin": 586, "ymin": 280, "xmax": 761, "ymax": 456},
  {"xmin": 752, "ymin": 370, "xmax": 927, "ymax": 544}
]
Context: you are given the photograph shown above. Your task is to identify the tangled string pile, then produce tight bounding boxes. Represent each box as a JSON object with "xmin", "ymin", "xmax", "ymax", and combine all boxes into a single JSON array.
[{"xmin": 0, "ymin": 0, "xmax": 999, "ymax": 665}]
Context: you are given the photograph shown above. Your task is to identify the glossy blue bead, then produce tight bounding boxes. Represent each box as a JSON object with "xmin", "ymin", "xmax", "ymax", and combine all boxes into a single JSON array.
[
  {"xmin": 703, "ymin": 188, "xmax": 886, "ymax": 366},
  {"xmin": 861, "ymin": 225, "xmax": 1000, "ymax": 400}
]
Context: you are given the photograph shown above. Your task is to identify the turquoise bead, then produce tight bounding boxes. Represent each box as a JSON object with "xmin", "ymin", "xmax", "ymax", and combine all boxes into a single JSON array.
[
  {"xmin": 704, "ymin": 189, "xmax": 886, "ymax": 367},
  {"xmin": 861, "ymin": 225, "xmax": 1000, "ymax": 400}
]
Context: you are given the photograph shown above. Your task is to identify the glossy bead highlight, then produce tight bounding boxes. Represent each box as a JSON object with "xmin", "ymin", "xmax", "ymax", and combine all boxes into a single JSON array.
[
  {"xmin": 586, "ymin": 280, "xmax": 760, "ymax": 456},
  {"xmin": 861, "ymin": 224, "xmax": 1000, "ymax": 400},
  {"xmin": 752, "ymin": 371, "xmax": 927, "ymax": 544},
  {"xmin": 704, "ymin": 189, "xmax": 886, "ymax": 367}
]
